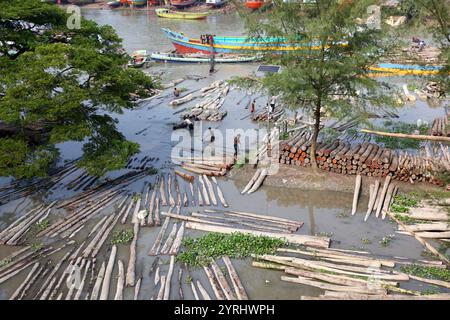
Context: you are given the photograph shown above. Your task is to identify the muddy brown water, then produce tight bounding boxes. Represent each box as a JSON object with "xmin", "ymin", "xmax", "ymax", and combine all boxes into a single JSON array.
[{"xmin": 0, "ymin": 9, "xmax": 448, "ymax": 300}]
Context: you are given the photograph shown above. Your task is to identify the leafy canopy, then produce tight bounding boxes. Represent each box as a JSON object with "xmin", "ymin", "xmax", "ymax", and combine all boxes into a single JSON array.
[{"xmin": 0, "ymin": 0, "xmax": 158, "ymax": 178}]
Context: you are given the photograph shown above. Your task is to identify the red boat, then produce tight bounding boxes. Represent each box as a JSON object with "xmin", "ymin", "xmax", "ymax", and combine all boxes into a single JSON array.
[
  {"xmin": 170, "ymin": 0, "xmax": 198, "ymax": 8},
  {"xmin": 245, "ymin": 0, "xmax": 264, "ymax": 10}
]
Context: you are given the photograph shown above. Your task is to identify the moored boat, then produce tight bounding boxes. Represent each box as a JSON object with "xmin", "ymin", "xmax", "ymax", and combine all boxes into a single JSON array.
[
  {"xmin": 206, "ymin": 0, "xmax": 226, "ymax": 7},
  {"xmin": 161, "ymin": 28, "xmax": 320, "ymax": 54},
  {"xmin": 150, "ymin": 51, "xmax": 260, "ymax": 63},
  {"xmin": 245, "ymin": 0, "xmax": 264, "ymax": 10},
  {"xmin": 170, "ymin": 0, "xmax": 198, "ymax": 8},
  {"xmin": 155, "ymin": 8, "xmax": 209, "ymax": 19},
  {"xmin": 128, "ymin": 50, "xmax": 150, "ymax": 68},
  {"xmin": 107, "ymin": 0, "xmax": 121, "ymax": 8}
]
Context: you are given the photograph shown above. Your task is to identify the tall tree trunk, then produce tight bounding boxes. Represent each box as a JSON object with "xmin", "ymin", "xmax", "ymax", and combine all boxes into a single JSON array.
[{"xmin": 309, "ymin": 101, "xmax": 321, "ymax": 171}]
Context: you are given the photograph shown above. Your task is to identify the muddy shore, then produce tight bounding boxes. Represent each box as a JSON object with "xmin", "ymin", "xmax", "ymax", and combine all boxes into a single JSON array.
[{"xmin": 230, "ymin": 164, "xmax": 443, "ymax": 196}]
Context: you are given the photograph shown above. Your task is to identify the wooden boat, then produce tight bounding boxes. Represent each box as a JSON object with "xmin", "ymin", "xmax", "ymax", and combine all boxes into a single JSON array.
[
  {"xmin": 369, "ymin": 63, "xmax": 443, "ymax": 76},
  {"xmin": 107, "ymin": 0, "xmax": 121, "ymax": 8},
  {"xmin": 161, "ymin": 28, "xmax": 322, "ymax": 54},
  {"xmin": 131, "ymin": 0, "xmax": 147, "ymax": 6},
  {"xmin": 245, "ymin": 0, "xmax": 264, "ymax": 10},
  {"xmin": 128, "ymin": 50, "xmax": 149, "ymax": 68},
  {"xmin": 155, "ymin": 8, "xmax": 209, "ymax": 19},
  {"xmin": 170, "ymin": 0, "xmax": 198, "ymax": 8},
  {"xmin": 150, "ymin": 52, "xmax": 260, "ymax": 63}
]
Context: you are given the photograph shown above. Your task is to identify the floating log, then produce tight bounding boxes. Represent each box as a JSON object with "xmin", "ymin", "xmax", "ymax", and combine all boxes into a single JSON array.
[
  {"xmin": 375, "ymin": 175, "xmax": 391, "ymax": 218},
  {"xmin": 126, "ymin": 223, "xmax": 139, "ymax": 287},
  {"xmin": 148, "ymin": 217, "xmax": 170, "ymax": 256},
  {"xmin": 196, "ymin": 280, "xmax": 212, "ymax": 300},
  {"xmin": 211, "ymin": 177, "xmax": 228, "ymax": 208},
  {"xmin": 90, "ymin": 262, "xmax": 106, "ymax": 300},
  {"xmin": 222, "ymin": 256, "xmax": 248, "ymax": 300},
  {"xmin": 210, "ymin": 260, "xmax": 235, "ymax": 300},
  {"xmin": 100, "ymin": 245, "xmax": 117, "ymax": 300},
  {"xmin": 203, "ymin": 266, "xmax": 225, "ymax": 300},
  {"xmin": 361, "ymin": 129, "xmax": 450, "ymax": 143},
  {"xmin": 114, "ymin": 260, "xmax": 125, "ymax": 300},
  {"xmin": 247, "ymin": 169, "xmax": 268, "ymax": 194},
  {"xmin": 175, "ymin": 170, "xmax": 195, "ymax": 183},
  {"xmin": 351, "ymin": 175, "xmax": 362, "ymax": 215},
  {"xmin": 163, "ymin": 256, "xmax": 175, "ymax": 300}
]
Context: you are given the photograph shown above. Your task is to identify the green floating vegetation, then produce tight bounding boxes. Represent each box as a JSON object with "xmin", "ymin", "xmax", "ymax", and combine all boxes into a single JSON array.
[
  {"xmin": 177, "ymin": 232, "xmax": 287, "ymax": 267},
  {"xmin": 390, "ymin": 192, "xmax": 419, "ymax": 214},
  {"xmin": 35, "ymin": 219, "xmax": 50, "ymax": 233},
  {"xmin": 374, "ymin": 121, "xmax": 428, "ymax": 149},
  {"xmin": 0, "ymin": 258, "xmax": 12, "ymax": 268},
  {"xmin": 400, "ymin": 264, "xmax": 450, "ymax": 282},
  {"xmin": 379, "ymin": 234, "xmax": 395, "ymax": 247},
  {"xmin": 111, "ymin": 229, "xmax": 134, "ymax": 245}
]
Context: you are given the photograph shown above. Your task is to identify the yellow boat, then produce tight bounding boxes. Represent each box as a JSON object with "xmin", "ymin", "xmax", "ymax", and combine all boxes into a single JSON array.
[{"xmin": 155, "ymin": 8, "xmax": 209, "ymax": 20}]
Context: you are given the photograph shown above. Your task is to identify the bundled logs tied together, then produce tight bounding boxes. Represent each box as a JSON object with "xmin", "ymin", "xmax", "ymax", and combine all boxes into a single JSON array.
[
  {"xmin": 181, "ymin": 80, "xmax": 229, "ymax": 122},
  {"xmin": 279, "ymin": 131, "xmax": 448, "ymax": 186},
  {"xmin": 431, "ymin": 116, "xmax": 449, "ymax": 137},
  {"xmin": 251, "ymin": 106, "xmax": 284, "ymax": 122}
]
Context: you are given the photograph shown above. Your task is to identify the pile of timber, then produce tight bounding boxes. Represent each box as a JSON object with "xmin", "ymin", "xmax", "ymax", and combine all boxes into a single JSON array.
[
  {"xmin": 253, "ymin": 246, "xmax": 450, "ymax": 300},
  {"xmin": 431, "ymin": 116, "xmax": 449, "ymax": 137},
  {"xmin": 279, "ymin": 131, "xmax": 448, "ymax": 186},
  {"xmin": 179, "ymin": 157, "xmax": 234, "ymax": 177},
  {"xmin": 181, "ymin": 80, "xmax": 229, "ymax": 122},
  {"xmin": 251, "ymin": 106, "xmax": 284, "ymax": 122},
  {"xmin": 418, "ymin": 81, "xmax": 446, "ymax": 100},
  {"xmin": 162, "ymin": 208, "xmax": 304, "ymax": 236}
]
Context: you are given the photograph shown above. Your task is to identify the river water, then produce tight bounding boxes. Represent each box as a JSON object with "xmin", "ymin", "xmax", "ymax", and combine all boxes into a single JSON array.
[{"xmin": 0, "ymin": 9, "xmax": 448, "ymax": 300}]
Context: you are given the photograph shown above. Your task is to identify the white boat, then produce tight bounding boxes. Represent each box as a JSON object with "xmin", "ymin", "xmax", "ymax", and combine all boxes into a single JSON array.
[{"xmin": 150, "ymin": 52, "xmax": 260, "ymax": 63}]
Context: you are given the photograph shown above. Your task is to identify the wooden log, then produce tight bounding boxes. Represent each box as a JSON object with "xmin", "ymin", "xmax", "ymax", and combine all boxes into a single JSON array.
[
  {"xmin": 398, "ymin": 222, "xmax": 450, "ymax": 232},
  {"xmin": 203, "ymin": 175, "xmax": 218, "ymax": 206},
  {"xmin": 241, "ymin": 169, "xmax": 261, "ymax": 194},
  {"xmin": 381, "ymin": 183, "xmax": 396, "ymax": 220},
  {"xmin": 247, "ymin": 169, "xmax": 268, "ymax": 194},
  {"xmin": 148, "ymin": 217, "xmax": 170, "ymax": 256},
  {"xmin": 364, "ymin": 181, "xmax": 380, "ymax": 221},
  {"xmin": 90, "ymin": 262, "xmax": 106, "ymax": 300},
  {"xmin": 222, "ymin": 256, "xmax": 248, "ymax": 300},
  {"xmin": 147, "ymin": 188, "xmax": 157, "ymax": 226},
  {"xmin": 351, "ymin": 175, "xmax": 362, "ymax": 215},
  {"xmin": 199, "ymin": 175, "xmax": 211, "ymax": 206},
  {"xmin": 160, "ymin": 174, "xmax": 167, "ymax": 206},
  {"xmin": 185, "ymin": 222, "xmax": 330, "ymax": 248},
  {"xmin": 134, "ymin": 277, "xmax": 142, "ymax": 300},
  {"xmin": 210, "ymin": 260, "xmax": 235, "ymax": 300},
  {"xmin": 169, "ymin": 222, "xmax": 185, "ymax": 255},
  {"xmin": 163, "ymin": 256, "xmax": 175, "ymax": 300},
  {"xmin": 281, "ymin": 275, "xmax": 387, "ymax": 295},
  {"xmin": 211, "ymin": 176, "xmax": 228, "ymax": 207},
  {"xmin": 197, "ymin": 280, "xmax": 212, "ymax": 300},
  {"xmin": 190, "ymin": 281, "xmax": 200, "ymax": 300},
  {"xmin": 361, "ymin": 129, "xmax": 450, "ymax": 143},
  {"xmin": 375, "ymin": 175, "xmax": 391, "ymax": 218},
  {"xmin": 156, "ymin": 275, "xmax": 166, "ymax": 300},
  {"xmin": 9, "ymin": 262, "xmax": 40, "ymax": 300},
  {"xmin": 99, "ymin": 245, "xmax": 117, "ymax": 300},
  {"xmin": 126, "ymin": 223, "xmax": 139, "ymax": 287},
  {"xmin": 161, "ymin": 223, "xmax": 178, "ymax": 255},
  {"xmin": 203, "ymin": 266, "xmax": 225, "ymax": 300},
  {"xmin": 114, "ymin": 260, "xmax": 125, "ymax": 300}
]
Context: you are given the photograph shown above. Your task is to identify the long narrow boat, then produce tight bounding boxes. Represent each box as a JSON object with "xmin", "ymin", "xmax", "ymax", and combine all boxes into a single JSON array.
[
  {"xmin": 150, "ymin": 52, "xmax": 259, "ymax": 63},
  {"xmin": 369, "ymin": 63, "xmax": 443, "ymax": 76},
  {"xmin": 155, "ymin": 8, "xmax": 209, "ymax": 19},
  {"xmin": 161, "ymin": 28, "xmax": 320, "ymax": 54},
  {"xmin": 170, "ymin": 0, "xmax": 198, "ymax": 8}
]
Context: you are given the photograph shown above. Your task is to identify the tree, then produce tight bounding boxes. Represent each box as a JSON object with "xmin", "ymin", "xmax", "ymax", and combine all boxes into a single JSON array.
[
  {"xmin": 237, "ymin": 0, "xmax": 398, "ymax": 170},
  {"xmin": 0, "ymin": 0, "xmax": 158, "ymax": 179}
]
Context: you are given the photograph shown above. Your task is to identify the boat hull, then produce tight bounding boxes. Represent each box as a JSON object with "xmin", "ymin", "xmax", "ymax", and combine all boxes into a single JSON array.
[
  {"xmin": 155, "ymin": 9, "xmax": 209, "ymax": 19},
  {"xmin": 245, "ymin": 1, "xmax": 263, "ymax": 9},
  {"xmin": 150, "ymin": 52, "xmax": 258, "ymax": 63}
]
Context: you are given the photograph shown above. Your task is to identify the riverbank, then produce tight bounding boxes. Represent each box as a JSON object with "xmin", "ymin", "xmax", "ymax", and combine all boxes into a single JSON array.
[{"xmin": 229, "ymin": 164, "xmax": 444, "ymax": 196}]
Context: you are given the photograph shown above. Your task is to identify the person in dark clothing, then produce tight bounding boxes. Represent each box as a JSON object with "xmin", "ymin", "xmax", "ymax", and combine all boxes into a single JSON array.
[
  {"xmin": 233, "ymin": 134, "xmax": 240, "ymax": 159},
  {"xmin": 174, "ymin": 87, "xmax": 181, "ymax": 97},
  {"xmin": 208, "ymin": 127, "xmax": 215, "ymax": 143},
  {"xmin": 250, "ymin": 100, "xmax": 256, "ymax": 113}
]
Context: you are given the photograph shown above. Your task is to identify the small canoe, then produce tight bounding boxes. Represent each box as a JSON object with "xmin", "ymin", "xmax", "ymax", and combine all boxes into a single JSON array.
[
  {"xmin": 155, "ymin": 8, "xmax": 209, "ymax": 20},
  {"xmin": 150, "ymin": 52, "xmax": 259, "ymax": 63},
  {"xmin": 128, "ymin": 50, "xmax": 149, "ymax": 68}
]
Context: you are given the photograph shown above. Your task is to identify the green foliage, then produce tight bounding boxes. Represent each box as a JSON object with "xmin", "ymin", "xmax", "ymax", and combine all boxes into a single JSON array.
[
  {"xmin": 0, "ymin": 257, "xmax": 12, "ymax": 267},
  {"xmin": 0, "ymin": 0, "xmax": 158, "ymax": 178},
  {"xmin": 177, "ymin": 232, "xmax": 286, "ymax": 267},
  {"xmin": 379, "ymin": 234, "xmax": 394, "ymax": 247},
  {"xmin": 361, "ymin": 238, "xmax": 372, "ymax": 245},
  {"xmin": 35, "ymin": 219, "xmax": 50, "ymax": 232},
  {"xmin": 400, "ymin": 264, "xmax": 450, "ymax": 282},
  {"xmin": 374, "ymin": 121, "xmax": 429, "ymax": 149},
  {"xmin": 30, "ymin": 242, "xmax": 43, "ymax": 251},
  {"xmin": 111, "ymin": 229, "xmax": 134, "ymax": 245},
  {"xmin": 390, "ymin": 192, "xmax": 420, "ymax": 213}
]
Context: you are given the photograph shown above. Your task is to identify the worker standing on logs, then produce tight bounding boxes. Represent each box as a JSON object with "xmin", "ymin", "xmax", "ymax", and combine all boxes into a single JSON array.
[
  {"xmin": 208, "ymin": 127, "xmax": 215, "ymax": 143},
  {"xmin": 234, "ymin": 134, "xmax": 241, "ymax": 160},
  {"xmin": 173, "ymin": 87, "xmax": 181, "ymax": 97},
  {"xmin": 250, "ymin": 100, "xmax": 256, "ymax": 113}
]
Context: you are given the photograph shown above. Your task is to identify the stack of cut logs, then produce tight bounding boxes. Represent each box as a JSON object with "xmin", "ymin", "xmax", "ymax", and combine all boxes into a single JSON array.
[
  {"xmin": 431, "ymin": 116, "xmax": 449, "ymax": 136},
  {"xmin": 279, "ymin": 131, "xmax": 447, "ymax": 186},
  {"xmin": 251, "ymin": 106, "xmax": 284, "ymax": 122},
  {"xmin": 181, "ymin": 80, "xmax": 229, "ymax": 122},
  {"xmin": 178, "ymin": 157, "xmax": 234, "ymax": 176}
]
